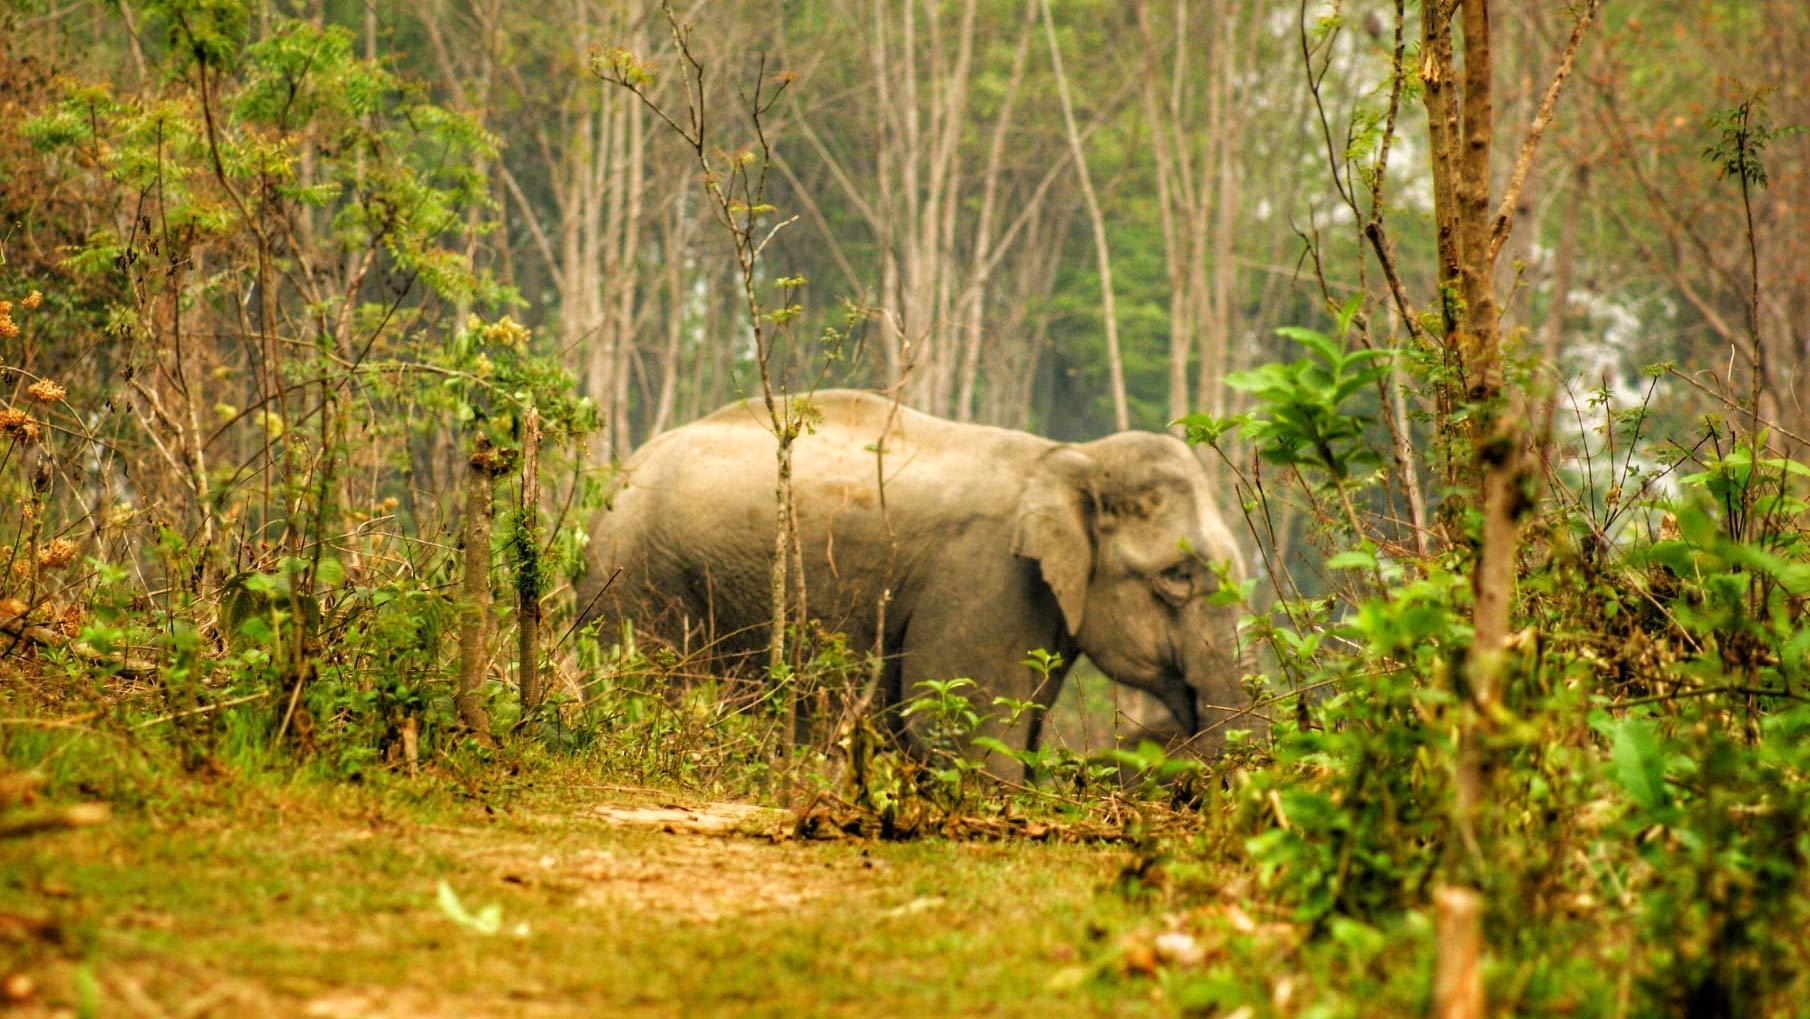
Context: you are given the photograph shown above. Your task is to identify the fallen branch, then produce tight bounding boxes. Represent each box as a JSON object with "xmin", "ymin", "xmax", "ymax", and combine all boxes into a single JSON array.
[
  {"xmin": 0, "ymin": 712, "xmax": 100, "ymax": 730},
  {"xmin": 0, "ymin": 802, "xmax": 108, "ymax": 839},
  {"xmin": 793, "ymin": 800, "xmax": 1196, "ymax": 845},
  {"xmin": 0, "ymin": 618, "xmax": 158, "ymax": 678}
]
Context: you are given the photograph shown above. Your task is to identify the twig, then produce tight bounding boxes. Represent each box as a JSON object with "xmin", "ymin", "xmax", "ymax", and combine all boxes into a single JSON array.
[
  {"xmin": 1616, "ymin": 685, "xmax": 1810, "ymax": 709},
  {"xmin": 0, "ymin": 712, "xmax": 100, "ymax": 729},
  {"xmin": 557, "ymin": 567, "xmax": 621, "ymax": 651},
  {"xmin": 133, "ymin": 691, "xmax": 274, "ymax": 729},
  {"xmin": 1668, "ymin": 368, "xmax": 1810, "ymax": 449}
]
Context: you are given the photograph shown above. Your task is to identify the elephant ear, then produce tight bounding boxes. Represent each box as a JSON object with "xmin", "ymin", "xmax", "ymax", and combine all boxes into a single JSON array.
[{"xmin": 1012, "ymin": 448, "xmax": 1098, "ymax": 635}]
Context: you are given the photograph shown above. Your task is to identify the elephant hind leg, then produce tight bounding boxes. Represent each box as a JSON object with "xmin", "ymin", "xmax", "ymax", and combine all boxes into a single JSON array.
[{"xmin": 870, "ymin": 617, "xmax": 914, "ymax": 753}]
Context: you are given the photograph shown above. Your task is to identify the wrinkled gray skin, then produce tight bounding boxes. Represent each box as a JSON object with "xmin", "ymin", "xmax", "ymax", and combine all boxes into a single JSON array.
[{"xmin": 578, "ymin": 390, "xmax": 1255, "ymax": 769}]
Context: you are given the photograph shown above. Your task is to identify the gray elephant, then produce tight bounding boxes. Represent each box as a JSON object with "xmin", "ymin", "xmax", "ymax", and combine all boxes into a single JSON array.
[{"xmin": 577, "ymin": 389, "xmax": 1257, "ymax": 765}]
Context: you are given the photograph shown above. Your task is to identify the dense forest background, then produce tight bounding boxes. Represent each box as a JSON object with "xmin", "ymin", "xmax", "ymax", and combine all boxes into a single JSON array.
[{"xmin": 11, "ymin": 1, "xmax": 1806, "ymax": 455}]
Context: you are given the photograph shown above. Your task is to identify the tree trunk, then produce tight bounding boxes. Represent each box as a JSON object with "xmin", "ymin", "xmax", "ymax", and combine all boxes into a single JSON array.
[
  {"xmin": 611, "ymin": 93, "xmax": 645, "ymax": 455},
  {"xmin": 1434, "ymin": 885, "xmax": 1483, "ymax": 1019},
  {"xmin": 1133, "ymin": 0, "xmax": 1190, "ymax": 424},
  {"xmin": 457, "ymin": 438, "xmax": 496, "ymax": 737},
  {"xmin": 1455, "ymin": 0, "xmax": 1500, "ymax": 410},
  {"xmin": 650, "ymin": 202, "xmax": 689, "ymax": 437},
  {"xmin": 1420, "ymin": 0, "xmax": 1465, "ymax": 364},
  {"xmin": 516, "ymin": 410, "xmax": 543, "ymax": 718},
  {"xmin": 955, "ymin": 0, "xmax": 1036, "ymax": 422},
  {"xmin": 1542, "ymin": 166, "xmax": 1582, "ymax": 370}
]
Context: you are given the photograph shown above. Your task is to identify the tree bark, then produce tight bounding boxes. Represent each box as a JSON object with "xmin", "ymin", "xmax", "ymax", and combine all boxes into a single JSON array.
[
  {"xmin": 1420, "ymin": 0, "xmax": 1464, "ymax": 351},
  {"xmin": 650, "ymin": 200, "xmax": 689, "ymax": 437},
  {"xmin": 1202, "ymin": 2, "xmax": 1248, "ymax": 422},
  {"xmin": 612, "ymin": 93, "xmax": 646, "ymax": 454}
]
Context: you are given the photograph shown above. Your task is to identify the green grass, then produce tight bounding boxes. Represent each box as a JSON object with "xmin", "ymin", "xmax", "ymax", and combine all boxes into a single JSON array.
[
  {"xmin": 1, "ymin": 758, "xmax": 1179, "ymax": 1017},
  {"xmin": 0, "ymin": 712, "xmax": 1648, "ymax": 1018}
]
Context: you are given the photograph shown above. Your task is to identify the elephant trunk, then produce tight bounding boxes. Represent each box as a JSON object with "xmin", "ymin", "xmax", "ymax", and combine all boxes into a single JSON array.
[{"xmin": 1179, "ymin": 616, "xmax": 1262, "ymax": 750}]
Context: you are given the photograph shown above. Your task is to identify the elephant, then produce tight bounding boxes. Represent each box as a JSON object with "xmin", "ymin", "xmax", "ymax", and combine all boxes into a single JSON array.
[{"xmin": 577, "ymin": 389, "xmax": 1257, "ymax": 768}]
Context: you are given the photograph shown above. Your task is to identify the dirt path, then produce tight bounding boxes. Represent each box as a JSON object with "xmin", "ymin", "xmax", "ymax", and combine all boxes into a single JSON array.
[{"xmin": 459, "ymin": 801, "xmax": 856, "ymax": 925}]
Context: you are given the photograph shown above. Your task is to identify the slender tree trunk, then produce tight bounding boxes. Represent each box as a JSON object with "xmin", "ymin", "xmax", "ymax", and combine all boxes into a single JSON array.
[
  {"xmin": 870, "ymin": 0, "xmax": 903, "ymax": 387},
  {"xmin": 1196, "ymin": 0, "xmax": 1226, "ymax": 421},
  {"xmin": 516, "ymin": 410, "xmax": 542, "ymax": 716},
  {"xmin": 1206, "ymin": 131, "xmax": 1240, "ymax": 419},
  {"xmin": 1456, "ymin": 0, "xmax": 1500, "ymax": 410},
  {"xmin": 956, "ymin": 0, "xmax": 1035, "ymax": 422},
  {"xmin": 1423, "ymin": 5, "xmax": 1501, "ymax": 1013},
  {"xmin": 1134, "ymin": 0, "xmax": 1189, "ymax": 424},
  {"xmin": 1542, "ymin": 167, "xmax": 1582, "ymax": 370},
  {"xmin": 1041, "ymin": 0, "xmax": 1128, "ymax": 430},
  {"xmin": 651, "ymin": 203, "xmax": 688, "ymax": 436},
  {"xmin": 1421, "ymin": 0, "xmax": 1464, "ymax": 376},
  {"xmin": 612, "ymin": 94, "xmax": 646, "ymax": 453},
  {"xmin": 457, "ymin": 438, "xmax": 496, "ymax": 737},
  {"xmin": 595, "ymin": 86, "xmax": 628, "ymax": 454},
  {"xmin": 1434, "ymin": 886, "xmax": 1484, "ymax": 1019}
]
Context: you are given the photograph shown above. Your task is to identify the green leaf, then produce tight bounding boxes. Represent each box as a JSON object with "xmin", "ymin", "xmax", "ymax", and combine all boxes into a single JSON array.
[
  {"xmin": 1610, "ymin": 718, "xmax": 1670, "ymax": 814},
  {"xmin": 237, "ymin": 616, "xmax": 275, "ymax": 645},
  {"xmin": 1275, "ymin": 326, "xmax": 1340, "ymax": 363},
  {"xmin": 1331, "ymin": 292, "xmax": 1363, "ymax": 337},
  {"xmin": 1326, "ymin": 546, "xmax": 1378, "ymax": 571},
  {"xmin": 242, "ymin": 571, "xmax": 289, "ymax": 597},
  {"xmin": 436, "ymin": 880, "xmax": 525, "ymax": 937},
  {"xmin": 971, "ymin": 736, "xmax": 1019, "ymax": 759},
  {"xmin": 314, "ymin": 557, "xmax": 346, "ymax": 587},
  {"xmin": 1172, "ymin": 412, "xmax": 1243, "ymax": 447}
]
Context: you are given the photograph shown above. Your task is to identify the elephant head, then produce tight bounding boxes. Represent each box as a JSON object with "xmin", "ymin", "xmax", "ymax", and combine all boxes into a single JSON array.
[{"xmin": 1012, "ymin": 433, "xmax": 1256, "ymax": 747}]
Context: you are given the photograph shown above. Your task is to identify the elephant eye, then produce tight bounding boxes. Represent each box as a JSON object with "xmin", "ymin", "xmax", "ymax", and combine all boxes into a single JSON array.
[{"xmin": 1157, "ymin": 562, "xmax": 1194, "ymax": 598}]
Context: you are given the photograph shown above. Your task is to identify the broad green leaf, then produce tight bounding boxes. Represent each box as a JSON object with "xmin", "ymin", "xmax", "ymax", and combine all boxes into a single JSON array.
[
  {"xmin": 1610, "ymin": 718, "xmax": 1670, "ymax": 815},
  {"xmin": 314, "ymin": 557, "xmax": 346, "ymax": 587},
  {"xmin": 971, "ymin": 736, "xmax": 1018, "ymax": 759},
  {"xmin": 1327, "ymin": 548, "xmax": 1378, "ymax": 571}
]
